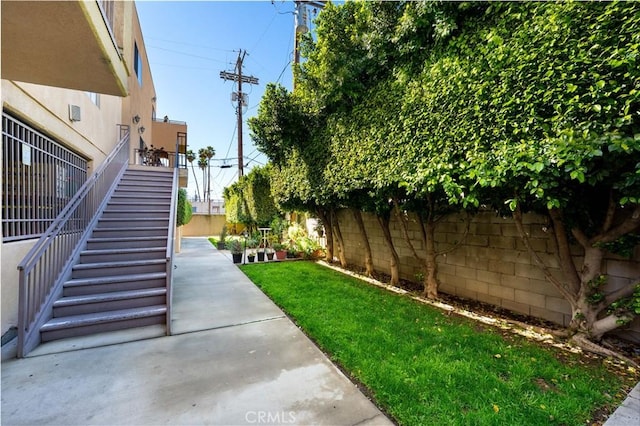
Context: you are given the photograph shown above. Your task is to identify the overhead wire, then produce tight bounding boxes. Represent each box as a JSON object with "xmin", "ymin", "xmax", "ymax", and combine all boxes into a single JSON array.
[
  {"xmin": 145, "ymin": 36, "xmax": 234, "ymax": 53},
  {"xmin": 146, "ymin": 45, "xmax": 228, "ymax": 63},
  {"xmin": 148, "ymin": 62, "xmax": 218, "ymax": 71}
]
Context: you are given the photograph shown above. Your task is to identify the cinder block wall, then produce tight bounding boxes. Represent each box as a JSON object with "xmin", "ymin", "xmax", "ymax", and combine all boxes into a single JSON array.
[{"xmin": 337, "ymin": 209, "xmax": 640, "ymax": 342}]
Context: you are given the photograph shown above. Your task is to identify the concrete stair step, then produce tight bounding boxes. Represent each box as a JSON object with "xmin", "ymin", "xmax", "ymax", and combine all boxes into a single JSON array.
[
  {"xmin": 118, "ymin": 174, "xmax": 173, "ymax": 187},
  {"xmin": 72, "ymin": 259, "xmax": 167, "ymax": 279},
  {"xmin": 91, "ymin": 226, "xmax": 168, "ymax": 238},
  {"xmin": 40, "ymin": 305, "xmax": 167, "ymax": 342},
  {"xmin": 53, "ymin": 288, "xmax": 167, "ymax": 317},
  {"xmin": 109, "ymin": 196, "xmax": 171, "ymax": 205},
  {"xmin": 101, "ymin": 209, "xmax": 170, "ymax": 219},
  {"xmin": 64, "ymin": 272, "xmax": 168, "ymax": 296},
  {"xmin": 105, "ymin": 201, "xmax": 170, "ymax": 211},
  {"xmin": 118, "ymin": 179, "xmax": 173, "ymax": 187},
  {"xmin": 97, "ymin": 218, "xmax": 169, "ymax": 228},
  {"xmin": 111, "ymin": 192, "xmax": 171, "ymax": 200},
  {"xmin": 123, "ymin": 168, "xmax": 174, "ymax": 176},
  {"xmin": 79, "ymin": 247, "xmax": 166, "ymax": 263},
  {"xmin": 85, "ymin": 236, "xmax": 168, "ymax": 250}
]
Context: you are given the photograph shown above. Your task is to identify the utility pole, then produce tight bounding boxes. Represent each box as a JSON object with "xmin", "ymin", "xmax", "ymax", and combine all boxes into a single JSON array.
[
  {"xmin": 220, "ymin": 49, "xmax": 259, "ymax": 178},
  {"xmin": 293, "ymin": 1, "xmax": 326, "ymax": 66}
]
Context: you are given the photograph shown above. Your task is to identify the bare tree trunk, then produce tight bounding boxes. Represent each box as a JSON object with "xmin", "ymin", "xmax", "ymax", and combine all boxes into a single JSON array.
[
  {"xmin": 190, "ymin": 164, "xmax": 201, "ymax": 201},
  {"xmin": 316, "ymin": 207, "xmax": 334, "ymax": 262},
  {"xmin": 352, "ymin": 209, "xmax": 374, "ymax": 276},
  {"xmin": 513, "ymin": 202, "xmax": 640, "ymax": 364},
  {"xmin": 331, "ymin": 209, "xmax": 347, "ymax": 268},
  {"xmin": 376, "ymin": 215, "xmax": 400, "ymax": 286},
  {"xmin": 393, "ymin": 200, "xmax": 440, "ymax": 299},
  {"xmin": 421, "ymin": 216, "xmax": 439, "ymax": 299}
]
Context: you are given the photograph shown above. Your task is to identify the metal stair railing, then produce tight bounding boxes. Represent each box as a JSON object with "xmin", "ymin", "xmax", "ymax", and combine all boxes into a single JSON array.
[
  {"xmin": 164, "ymin": 133, "xmax": 182, "ymax": 335},
  {"xmin": 17, "ymin": 127, "xmax": 130, "ymax": 357},
  {"xmin": 165, "ymin": 167, "xmax": 178, "ymax": 335}
]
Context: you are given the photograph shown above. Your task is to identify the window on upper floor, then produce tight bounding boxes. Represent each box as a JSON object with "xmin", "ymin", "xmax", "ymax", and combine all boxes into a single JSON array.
[
  {"xmin": 86, "ymin": 92, "xmax": 100, "ymax": 107},
  {"xmin": 134, "ymin": 42, "xmax": 143, "ymax": 86}
]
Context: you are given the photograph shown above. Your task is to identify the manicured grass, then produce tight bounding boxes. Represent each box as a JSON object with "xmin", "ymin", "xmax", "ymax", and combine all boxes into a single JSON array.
[{"xmin": 240, "ymin": 261, "xmax": 627, "ymax": 426}]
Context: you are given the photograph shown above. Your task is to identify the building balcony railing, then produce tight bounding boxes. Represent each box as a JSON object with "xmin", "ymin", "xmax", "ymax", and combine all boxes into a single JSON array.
[
  {"xmin": 135, "ymin": 147, "xmax": 187, "ymax": 170},
  {"xmin": 98, "ymin": 0, "xmax": 115, "ymax": 35},
  {"xmin": 153, "ymin": 117, "xmax": 187, "ymax": 126}
]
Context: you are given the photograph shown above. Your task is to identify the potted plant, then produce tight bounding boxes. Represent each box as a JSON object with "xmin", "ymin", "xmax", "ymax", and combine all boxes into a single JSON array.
[
  {"xmin": 266, "ymin": 234, "xmax": 278, "ymax": 261},
  {"xmin": 286, "ymin": 245, "xmax": 298, "ymax": 259},
  {"xmin": 226, "ymin": 239, "xmax": 243, "ymax": 264},
  {"xmin": 273, "ymin": 242, "xmax": 287, "ymax": 260},
  {"xmin": 245, "ymin": 237, "xmax": 258, "ymax": 263},
  {"xmin": 217, "ymin": 225, "xmax": 227, "ymax": 250}
]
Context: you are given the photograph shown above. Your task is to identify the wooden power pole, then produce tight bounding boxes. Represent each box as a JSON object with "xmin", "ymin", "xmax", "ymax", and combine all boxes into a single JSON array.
[{"xmin": 220, "ymin": 50, "xmax": 259, "ymax": 178}]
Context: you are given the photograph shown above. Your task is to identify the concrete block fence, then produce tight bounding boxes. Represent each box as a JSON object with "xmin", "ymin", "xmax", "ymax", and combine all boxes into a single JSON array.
[{"xmin": 336, "ymin": 209, "xmax": 640, "ymax": 343}]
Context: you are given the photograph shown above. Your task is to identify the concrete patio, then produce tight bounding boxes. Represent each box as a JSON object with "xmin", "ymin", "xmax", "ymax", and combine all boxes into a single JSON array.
[{"xmin": 1, "ymin": 237, "xmax": 392, "ymax": 425}]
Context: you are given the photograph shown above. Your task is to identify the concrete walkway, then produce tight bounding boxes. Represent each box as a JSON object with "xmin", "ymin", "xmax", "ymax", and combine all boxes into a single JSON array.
[
  {"xmin": 604, "ymin": 382, "xmax": 640, "ymax": 426},
  {"xmin": 1, "ymin": 237, "xmax": 392, "ymax": 425}
]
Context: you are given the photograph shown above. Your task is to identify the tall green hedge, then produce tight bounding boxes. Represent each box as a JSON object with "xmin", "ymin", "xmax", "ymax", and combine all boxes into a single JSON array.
[
  {"xmin": 223, "ymin": 165, "xmax": 280, "ymax": 229},
  {"xmin": 250, "ymin": 0, "xmax": 640, "ymax": 341},
  {"xmin": 176, "ymin": 188, "xmax": 193, "ymax": 227}
]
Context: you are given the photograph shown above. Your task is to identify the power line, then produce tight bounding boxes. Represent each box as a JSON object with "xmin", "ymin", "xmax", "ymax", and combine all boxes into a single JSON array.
[
  {"xmin": 146, "ymin": 45, "xmax": 227, "ymax": 63},
  {"xmin": 148, "ymin": 62, "xmax": 218, "ymax": 71},
  {"xmin": 276, "ymin": 58, "xmax": 292, "ymax": 84},
  {"xmin": 250, "ymin": 10, "xmax": 278, "ymax": 53},
  {"xmin": 224, "ymin": 126, "xmax": 237, "ymax": 159},
  {"xmin": 223, "ymin": 170, "xmax": 239, "ymax": 188},
  {"xmin": 145, "ymin": 36, "xmax": 234, "ymax": 53}
]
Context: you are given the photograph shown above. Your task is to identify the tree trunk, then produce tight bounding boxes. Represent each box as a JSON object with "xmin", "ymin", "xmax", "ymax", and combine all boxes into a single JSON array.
[
  {"xmin": 190, "ymin": 164, "xmax": 201, "ymax": 201},
  {"xmin": 331, "ymin": 209, "xmax": 348, "ymax": 268},
  {"xmin": 353, "ymin": 209, "xmax": 374, "ymax": 276},
  {"xmin": 515, "ymin": 204, "xmax": 639, "ymax": 345},
  {"xmin": 421, "ymin": 216, "xmax": 439, "ymax": 299},
  {"xmin": 316, "ymin": 207, "xmax": 334, "ymax": 262},
  {"xmin": 376, "ymin": 214, "xmax": 400, "ymax": 286}
]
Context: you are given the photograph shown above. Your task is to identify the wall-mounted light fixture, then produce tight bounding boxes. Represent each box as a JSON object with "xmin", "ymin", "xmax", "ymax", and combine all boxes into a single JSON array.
[
  {"xmin": 152, "ymin": 97, "xmax": 157, "ymax": 102},
  {"xmin": 139, "ymin": 126, "xmax": 146, "ymax": 134},
  {"xmin": 133, "ymin": 115, "xmax": 141, "ymax": 124}
]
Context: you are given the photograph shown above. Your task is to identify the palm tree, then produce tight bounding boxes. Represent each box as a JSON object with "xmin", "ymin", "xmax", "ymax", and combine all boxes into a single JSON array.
[
  {"xmin": 197, "ymin": 155, "xmax": 208, "ymax": 202},
  {"xmin": 198, "ymin": 146, "xmax": 216, "ymax": 204},
  {"xmin": 186, "ymin": 149, "xmax": 201, "ymax": 201}
]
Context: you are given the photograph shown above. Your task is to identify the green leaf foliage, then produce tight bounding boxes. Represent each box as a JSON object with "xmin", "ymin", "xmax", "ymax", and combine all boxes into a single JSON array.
[
  {"xmin": 176, "ymin": 188, "xmax": 193, "ymax": 227},
  {"xmin": 223, "ymin": 165, "xmax": 280, "ymax": 228},
  {"xmin": 253, "ymin": 0, "xmax": 640, "ymax": 236}
]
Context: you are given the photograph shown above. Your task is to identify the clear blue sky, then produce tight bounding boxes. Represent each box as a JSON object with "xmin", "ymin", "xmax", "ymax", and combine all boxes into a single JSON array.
[{"xmin": 136, "ymin": 0, "xmax": 312, "ymax": 200}]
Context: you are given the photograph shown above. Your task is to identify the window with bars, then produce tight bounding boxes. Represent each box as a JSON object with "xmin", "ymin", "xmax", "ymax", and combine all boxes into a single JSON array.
[{"xmin": 2, "ymin": 112, "xmax": 88, "ymax": 242}]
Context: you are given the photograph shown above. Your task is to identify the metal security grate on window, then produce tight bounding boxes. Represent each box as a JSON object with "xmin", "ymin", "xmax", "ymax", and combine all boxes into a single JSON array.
[{"xmin": 2, "ymin": 112, "xmax": 88, "ymax": 242}]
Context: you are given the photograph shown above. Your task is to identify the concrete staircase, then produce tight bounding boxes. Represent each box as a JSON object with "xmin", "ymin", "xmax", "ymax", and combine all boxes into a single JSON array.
[{"xmin": 40, "ymin": 167, "xmax": 174, "ymax": 343}]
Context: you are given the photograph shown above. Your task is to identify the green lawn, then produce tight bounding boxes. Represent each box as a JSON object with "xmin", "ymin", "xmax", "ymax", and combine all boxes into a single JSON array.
[{"xmin": 240, "ymin": 261, "xmax": 628, "ymax": 426}]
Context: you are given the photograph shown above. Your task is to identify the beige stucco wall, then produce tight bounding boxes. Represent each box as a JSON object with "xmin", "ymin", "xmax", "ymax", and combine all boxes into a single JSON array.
[
  {"xmin": 151, "ymin": 120, "xmax": 187, "ymax": 152},
  {"xmin": 182, "ymin": 215, "xmax": 227, "ymax": 237},
  {"xmin": 337, "ymin": 209, "xmax": 640, "ymax": 342},
  {"xmin": 1, "ymin": 240, "xmax": 37, "ymax": 336},
  {"xmin": 2, "ymin": 81, "xmax": 121, "ymax": 170},
  {"xmin": 121, "ymin": 4, "xmax": 157, "ymax": 163}
]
